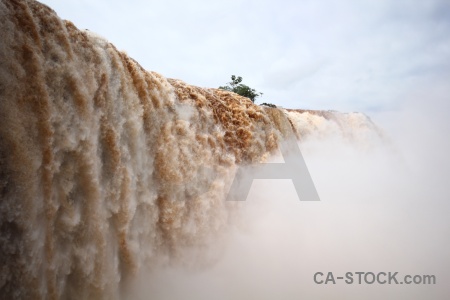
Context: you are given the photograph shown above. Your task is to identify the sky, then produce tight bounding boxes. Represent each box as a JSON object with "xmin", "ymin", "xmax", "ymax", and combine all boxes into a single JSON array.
[{"xmin": 38, "ymin": 0, "xmax": 450, "ymax": 114}]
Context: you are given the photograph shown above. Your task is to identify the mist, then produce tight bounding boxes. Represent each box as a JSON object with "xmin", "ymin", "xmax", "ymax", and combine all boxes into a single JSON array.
[
  {"xmin": 134, "ymin": 87, "xmax": 450, "ymax": 300},
  {"xmin": 1, "ymin": 1, "xmax": 449, "ymax": 299}
]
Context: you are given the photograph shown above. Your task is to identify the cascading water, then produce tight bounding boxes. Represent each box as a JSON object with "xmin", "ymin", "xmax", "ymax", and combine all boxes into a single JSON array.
[{"xmin": 0, "ymin": 0, "xmax": 384, "ymax": 299}]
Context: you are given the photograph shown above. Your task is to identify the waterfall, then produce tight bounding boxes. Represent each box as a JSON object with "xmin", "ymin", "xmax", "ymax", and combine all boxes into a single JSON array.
[{"xmin": 0, "ymin": 1, "xmax": 383, "ymax": 299}]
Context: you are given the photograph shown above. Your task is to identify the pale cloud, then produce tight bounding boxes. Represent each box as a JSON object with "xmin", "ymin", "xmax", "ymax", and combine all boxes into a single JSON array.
[{"xmin": 39, "ymin": 0, "xmax": 450, "ymax": 113}]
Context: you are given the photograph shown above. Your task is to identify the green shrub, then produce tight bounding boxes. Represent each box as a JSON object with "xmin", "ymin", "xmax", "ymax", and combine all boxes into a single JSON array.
[
  {"xmin": 260, "ymin": 102, "xmax": 277, "ymax": 108},
  {"xmin": 219, "ymin": 75, "xmax": 263, "ymax": 103}
]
